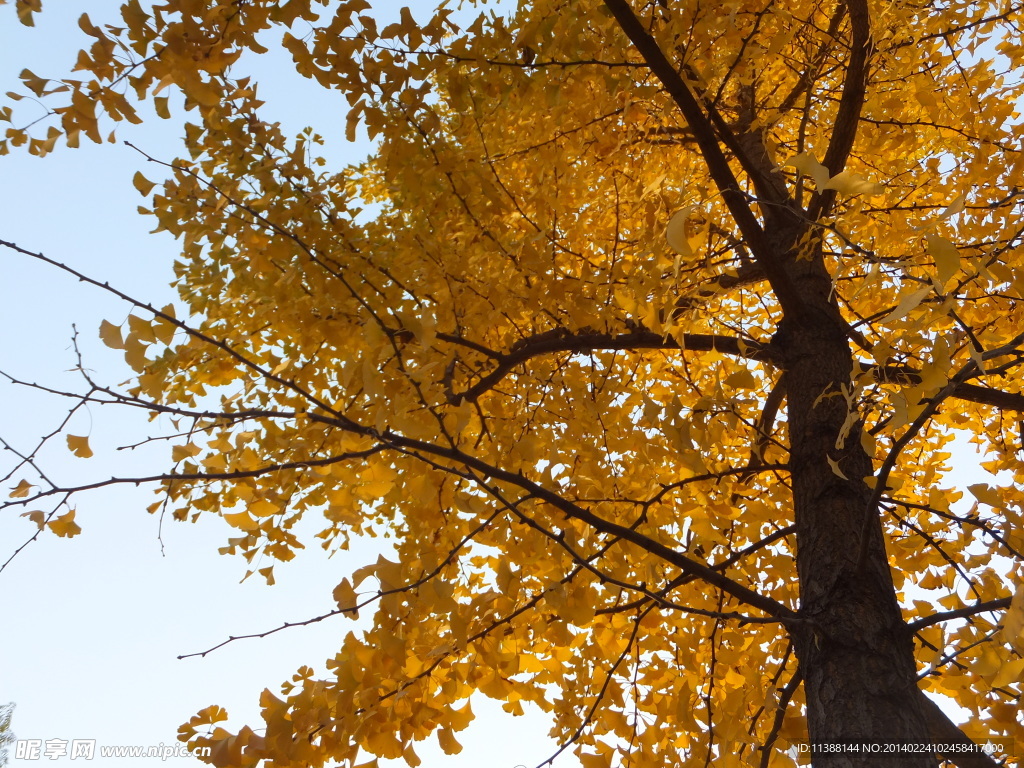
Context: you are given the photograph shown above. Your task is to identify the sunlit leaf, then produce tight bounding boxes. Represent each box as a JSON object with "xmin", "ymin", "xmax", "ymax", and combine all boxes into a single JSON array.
[
  {"xmin": 48, "ymin": 509, "xmax": 82, "ymax": 538},
  {"xmin": 66, "ymin": 434, "xmax": 93, "ymax": 459}
]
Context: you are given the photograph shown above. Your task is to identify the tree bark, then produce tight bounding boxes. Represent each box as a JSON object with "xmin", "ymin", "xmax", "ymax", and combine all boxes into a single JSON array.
[{"xmin": 779, "ymin": 245, "xmax": 938, "ymax": 768}]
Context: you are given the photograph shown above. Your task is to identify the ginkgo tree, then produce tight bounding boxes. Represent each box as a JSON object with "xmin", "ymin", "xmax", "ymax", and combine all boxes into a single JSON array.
[{"xmin": 3, "ymin": 0, "xmax": 1024, "ymax": 766}]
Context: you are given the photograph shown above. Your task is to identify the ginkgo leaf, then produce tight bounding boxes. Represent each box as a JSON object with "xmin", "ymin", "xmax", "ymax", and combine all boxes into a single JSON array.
[
  {"xmin": 133, "ymin": 171, "xmax": 156, "ymax": 195},
  {"xmin": 827, "ymin": 455, "xmax": 848, "ymax": 480},
  {"xmin": 991, "ymin": 657, "xmax": 1024, "ymax": 688},
  {"xmin": 10, "ymin": 479, "xmax": 34, "ymax": 498},
  {"xmin": 821, "ymin": 170, "xmax": 885, "ymax": 196},
  {"xmin": 786, "ymin": 152, "xmax": 830, "ymax": 188},
  {"xmin": 248, "ymin": 499, "xmax": 279, "ymax": 517},
  {"xmin": 1004, "ymin": 583, "xmax": 1024, "ymax": 653},
  {"xmin": 21, "ymin": 509, "xmax": 45, "ymax": 530},
  {"xmin": 19, "ymin": 68, "xmax": 48, "ymax": 96},
  {"xmin": 171, "ymin": 443, "xmax": 201, "ymax": 462},
  {"xmin": 939, "ymin": 193, "xmax": 967, "ymax": 218},
  {"xmin": 223, "ymin": 511, "xmax": 259, "ymax": 531},
  {"xmin": 968, "ymin": 483, "xmax": 1004, "ymax": 509},
  {"xmin": 975, "ymin": 648, "xmax": 1003, "ymax": 677},
  {"xmin": 666, "ymin": 206, "xmax": 696, "ymax": 257},
  {"xmin": 436, "ymin": 728, "xmax": 462, "ymax": 755},
  {"xmin": 127, "ymin": 314, "xmax": 156, "ymax": 343},
  {"xmin": 48, "ymin": 509, "xmax": 82, "ymax": 538},
  {"xmin": 154, "ymin": 96, "xmax": 170, "ymax": 119},
  {"xmin": 881, "ymin": 286, "xmax": 931, "ymax": 322},
  {"xmin": 926, "ymin": 233, "xmax": 960, "ymax": 286},
  {"xmin": 152, "ymin": 305, "xmax": 177, "ymax": 345},
  {"xmin": 66, "ymin": 434, "xmax": 94, "ymax": 458},
  {"xmin": 98, "ymin": 319, "xmax": 125, "ymax": 349},
  {"xmin": 724, "ymin": 369, "xmax": 757, "ymax": 389},
  {"xmin": 123, "ymin": 337, "xmax": 149, "ymax": 371},
  {"xmin": 579, "ymin": 751, "xmax": 610, "ymax": 768},
  {"xmin": 332, "ymin": 578, "xmax": 359, "ymax": 614}
]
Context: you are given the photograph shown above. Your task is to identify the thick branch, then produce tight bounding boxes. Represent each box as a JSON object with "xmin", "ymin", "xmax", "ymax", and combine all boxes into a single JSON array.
[
  {"xmin": 456, "ymin": 329, "xmax": 775, "ymax": 402},
  {"xmin": 812, "ymin": 0, "xmax": 873, "ymax": 219},
  {"xmin": 873, "ymin": 365, "xmax": 1024, "ymax": 411},
  {"xmin": 907, "ymin": 597, "xmax": 1012, "ymax": 633},
  {"xmin": 949, "ymin": 382, "xmax": 1024, "ymax": 411},
  {"xmin": 919, "ymin": 692, "xmax": 1002, "ymax": 768}
]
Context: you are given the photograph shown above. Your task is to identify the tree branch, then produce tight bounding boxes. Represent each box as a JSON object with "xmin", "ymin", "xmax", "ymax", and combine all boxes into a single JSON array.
[
  {"xmin": 918, "ymin": 691, "xmax": 1003, "ymax": 768},
  {"xmin": 948, "ymin": 382, "xmax": 1024, "ymax": 411},
  {"xmin": 601, "ymin": 0, "xmax": 806, "ymax": 319},
  {"xmin": 811, "ymin": 0, "xmax": 873, "ymax": 219},
  {"xmin": 455, "ymin": 329, "xmax": 776, "ymax": 402},
  {"xmin": 907, "ymin": 597, "xmax": 1012, "ymax": 633}
]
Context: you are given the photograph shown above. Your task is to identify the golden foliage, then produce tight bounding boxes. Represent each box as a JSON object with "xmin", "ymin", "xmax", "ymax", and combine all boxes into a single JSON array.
[{"xmin": 4, "ymin": 0, "xmax": 1024, "ymax": 765}]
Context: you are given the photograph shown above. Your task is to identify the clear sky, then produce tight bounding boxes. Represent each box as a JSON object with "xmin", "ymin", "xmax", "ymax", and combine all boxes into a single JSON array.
[{"xmin": 0, "ymin": 3, "xmax": 573, "ymax": 767}]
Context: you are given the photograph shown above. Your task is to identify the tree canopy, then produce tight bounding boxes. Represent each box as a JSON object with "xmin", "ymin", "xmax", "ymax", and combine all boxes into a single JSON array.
[{"xmin": 3, "ymin": 0, "xmax": 1024, "ymax": 766}]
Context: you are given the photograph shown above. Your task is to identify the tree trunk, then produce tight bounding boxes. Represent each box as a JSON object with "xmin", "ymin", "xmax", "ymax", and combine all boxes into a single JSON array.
[{"xmin": 779, "ymin": 247, "xmax": 938, "ymax": 768}]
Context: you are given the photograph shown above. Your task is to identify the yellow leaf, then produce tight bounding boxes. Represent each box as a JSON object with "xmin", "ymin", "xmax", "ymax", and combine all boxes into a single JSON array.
[
  {"xmin": 123, "ymin": 337, "xmax": 149, "ymax": 372},
  {"xmin": 152, "ymin": 305, "xmax": 177, "ymax": 345},
  {"xmin": 436, "ymin": 728, "xmax": 462, "ymax": 755},
  {"xmin": 822, "ymin": 170, "xmax": 885, "ymax": 196},
  {"xmin": 926, "ymin": 234, "xmax": 960, "ymax": 287},
  {"xmin": 133, "ymin": 171, "xmax": 156, "ymax": 196},
  {"xmin": 968, "ymin": 483, "xmax": 1003, "ymax": 509},
  {"xmin": 724, "ymin": 369, "xmax": 757, "ymax": 389},
  {"xmin": 1004, "ymin": 583, "xmax": 1024, "ymax": 653},
  {"xmin": 10, "ymin": 479, "xmax": 34, "ymax": 498},
  {"xmin": 939, "ymin": 193, "xmax": 967, "ymax": 218},
  {"xmin": 365, "ymin": 729, "xmax": 403, "ymax": 759},
  {"xmin": 19, "ymin": 68, "xmax": 48, "ymax": 96},
  {"xmin": 333, "ymin": 578, "xmax": 359, "ymax": 614},
  {"xmin": 48, "ymin": 510, "xmax": 82, "ymax": 538},
  {"xmin": 991, "ymin": 657, "xmax": 1024, "ymax": 688},
  {"xmin": 21, "ymin": 510, "xmax": 45, "ymax": 530},
  {"xmin": 99, "ymin": 319, "xmax": 124, "ymax": 349},
  {"xmin": 154, "ymin": 96, "xmax": 170, "ymax": 119},
  {"xmin": 881, "ymin": 286, "xmax": 931, "ymax": 323},
  {"xmin": 826, "ymin": 455, "xmax": 848, "ymax": 480},
  {"xmin": 171, "ymin": 443, "xmax": 201, "ymax": 462},
  {"xmin": 67, "ymin": 434, "xmax": 94, "ymax": 458},
  {"xmin": 666, "ymin": 206, "xmax": 695, "ymax": 257},
  {"xmin": 223, "ymin": 511, "xmax": 259, "ymax": 531},
  {"xmin": 975, "ymin": 648, "xmax": 1002, "ymax": 677},
  {"xmin": 249, "ymin": 499, "xmax": 280, "ymax": 517},
  {"xmin": 78, "ymin": 13, "xmax": 100, "ymax": 37},
  {"xmin": 448, "ymin": 700, "xmax": 474, "ymax": 731},
  {"xmin": 786, "ymin": 152, "xmax": 830, "ymax": 189},
  {"xmin": 579, "ymin": 752, "xmax": 609, "ymax": 768},
  {"xmin": 127, "ymin": 314, "xmax": 156, "ymax": 343}
]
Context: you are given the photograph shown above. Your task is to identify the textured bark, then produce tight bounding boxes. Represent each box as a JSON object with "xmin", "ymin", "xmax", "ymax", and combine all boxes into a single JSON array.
[{"xmin": 778, "ymin": 245, "xmax": 938, "ymax": 768}]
